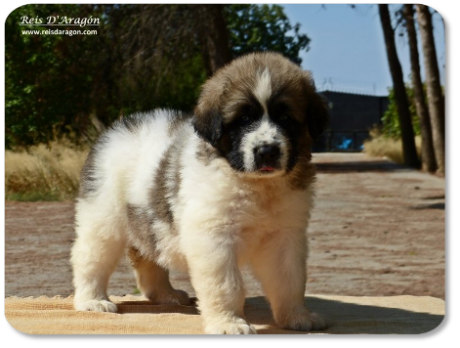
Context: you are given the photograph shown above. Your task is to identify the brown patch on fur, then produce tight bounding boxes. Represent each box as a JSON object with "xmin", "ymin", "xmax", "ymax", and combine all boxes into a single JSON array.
[
  {"xmin": 119, "ymin": 114, "xmax": 144, "ymax": 133},
  {"xmin": 79, "ymin": 148, "xmax": 98, "ymax": 197},
  {"xmin": 127, "ymin": 246, "xmax": 142, "ymax": 268},
  {"xmin": 287, "ymin": 136, "xmax": 316, "ymax": 191},
  {"xmin": 151, "ymin": 149, "xmax": 174, "ymax": 224},
  {"xmin": 288, "ymin": 157, "xmax": 316, "ymax": 191},
  {"xmin": 193, "ymin": 52, "xmax": 328, "ymax": 146},
  {"xmin": 150, "ymin": 144, "xmax": 183, "ymax": 226},
  {"xmin": 170, "ymin": 158, "xmax": 182, "ymax": 205},
  {"xmin": 167, "ymin": 111, "xmax": 190, "ymax": 137},
  {"xmin": 196, "ymin": 53, "xmax": 314, "ymax": 123},
  {"xmin": 126, "ymin": 204, "xmax": 155, "ymax": 236},
  {"xmin": 196, "ymin": 140, "xmax": 220, "ymax": 165},
  {"xmin": 306, "ymin": 91, "xmax": 330, "ymax": 140}
]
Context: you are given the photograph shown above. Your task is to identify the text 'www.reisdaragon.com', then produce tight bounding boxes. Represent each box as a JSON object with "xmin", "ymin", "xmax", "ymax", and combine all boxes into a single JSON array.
[{"xmin": 21, "ymin": 29, "xmax": 98, "ymax": 36}]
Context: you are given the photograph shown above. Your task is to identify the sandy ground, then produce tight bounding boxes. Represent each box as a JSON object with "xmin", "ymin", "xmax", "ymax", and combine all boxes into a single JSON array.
[{"xmin": 4, "ymin": 153, "xmax": 445, "ymax": 300}]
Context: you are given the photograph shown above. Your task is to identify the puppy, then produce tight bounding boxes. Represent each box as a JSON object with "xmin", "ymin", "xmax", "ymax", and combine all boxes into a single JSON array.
[{"xmin": 71, "ymin": 52, "xmax": 329, "ymax": 334}]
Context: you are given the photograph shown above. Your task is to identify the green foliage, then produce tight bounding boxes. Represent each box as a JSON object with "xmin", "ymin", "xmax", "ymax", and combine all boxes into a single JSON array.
[
  {"xmin": 5, "ymin": 4, "xmax": 107, "ymax": 147},
  {"xmin": 5, "ymin": 4, "xmax": 310, "ymax": 148},
  {"xmin": 120, "ymin": 53, "xmax": 208, "ymax": 116},
  {"xmin": 226, "ymin": 4, "xmax": 310, "ymax": 64},
  {"xmin": 382, "ymin": 86, "xmax": 421, "ymax": 139}
]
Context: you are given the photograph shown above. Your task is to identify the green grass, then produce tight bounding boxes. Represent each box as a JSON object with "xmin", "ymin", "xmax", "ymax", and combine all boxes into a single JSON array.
[{"xmin": 5, "ymin": 191, "xmax": 63, "ymax": 202}]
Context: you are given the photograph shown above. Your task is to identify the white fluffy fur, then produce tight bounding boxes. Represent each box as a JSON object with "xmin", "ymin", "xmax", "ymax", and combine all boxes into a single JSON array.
[
  {"xmin": 72, "ymin": 107, "xmax": 324, "ymax": 333},
  {"xmin": 254, "ymin": 68, "xmax": 272, "ymax": 111}
]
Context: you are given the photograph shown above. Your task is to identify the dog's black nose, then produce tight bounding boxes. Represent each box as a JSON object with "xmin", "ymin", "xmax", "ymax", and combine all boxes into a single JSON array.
[{"xmin": 254, "ymin": 144, "xmax": 280, "ymax": 164}]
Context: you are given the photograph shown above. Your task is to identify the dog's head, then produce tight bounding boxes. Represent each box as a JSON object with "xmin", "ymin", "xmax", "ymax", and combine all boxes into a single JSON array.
[{"xmin": 193, "ymin": 52, "xmax": 329, "ymax": 177}]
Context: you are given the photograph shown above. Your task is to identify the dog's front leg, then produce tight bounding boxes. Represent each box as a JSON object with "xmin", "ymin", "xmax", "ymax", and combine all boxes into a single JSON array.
[
  {"xmin": 251, "ymin": 230, "xmax": 326, "ymax": 331},
  {"xmin": 182, "ymin": 232, "xmax": 256, "ymax": 334}
]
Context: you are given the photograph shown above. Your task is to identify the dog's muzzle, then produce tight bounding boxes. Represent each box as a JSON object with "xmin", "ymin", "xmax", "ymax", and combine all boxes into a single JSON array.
[{"xmin": 254, "ymin": 144, "xmax": 281, "ymax": 172}]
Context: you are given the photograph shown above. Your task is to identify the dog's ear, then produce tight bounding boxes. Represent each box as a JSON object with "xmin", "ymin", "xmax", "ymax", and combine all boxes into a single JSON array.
[
  {"xmin": 302, "ymin": 72, "xmax": 329, "ymax": 140},
  {"xmin": 307, "ymin": 92, "xmax": 330, "ymax": 141},
  {"xmin": 193, "ymin": 104, "xmax": 223, "ymax": 148},
  {"xmin": 193, "ymin": 82, "xmax": 224, "ymax": 147}
]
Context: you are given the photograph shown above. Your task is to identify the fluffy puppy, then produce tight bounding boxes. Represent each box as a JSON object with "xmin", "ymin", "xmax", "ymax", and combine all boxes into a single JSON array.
[{"xmin": 71, "ymin": 52, "xmax": 329, "ymax": 334}]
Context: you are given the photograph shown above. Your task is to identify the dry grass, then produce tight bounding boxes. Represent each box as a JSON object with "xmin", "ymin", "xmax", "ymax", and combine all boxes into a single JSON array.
[
  {"xmin": 5, "ymin": 140, "xmax": 89, "ymax": 201},
  {"xmin": 5, "ymin": 131, "xmax": 423, "ymax": 201},
  {"xmin": 363, "ymin": 129, "xmax": 421, "ymax": 165}
]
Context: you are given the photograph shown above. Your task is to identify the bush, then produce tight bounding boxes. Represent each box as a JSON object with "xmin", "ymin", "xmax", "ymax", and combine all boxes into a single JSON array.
[
  {"xmin": 363, "ymin": 128, "xmax": 421, "ymax": 164},
  {"xmin": 381, "ymin": 86, "xmax": 421, "ymax": 139}
]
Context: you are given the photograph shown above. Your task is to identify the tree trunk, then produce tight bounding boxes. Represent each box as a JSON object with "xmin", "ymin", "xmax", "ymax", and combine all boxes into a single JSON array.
[
  {"xmin": 416, "ymin": 5, "xmax": 445, "ymax": 175},
  {"xmin": 379, "ymin": 5, "xmax": 420, "ymax": 168},
  {"xmin": 198, "ymin": 5, "xmax": 232, "ymax": 76},
  {"xmin": 403, "ymin": 4, "xmax": 437, "ymax": 172}
]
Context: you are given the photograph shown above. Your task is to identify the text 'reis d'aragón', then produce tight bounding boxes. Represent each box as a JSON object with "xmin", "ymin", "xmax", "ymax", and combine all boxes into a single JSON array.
[{"xmin": 20, "ymin": 15, "xmax": 100, "ymax": 28}]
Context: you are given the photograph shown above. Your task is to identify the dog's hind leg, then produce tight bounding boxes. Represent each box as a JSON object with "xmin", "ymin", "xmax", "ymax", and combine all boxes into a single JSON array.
[
  {"xmin": 128, "ymin": 247, "xmax": 190, "ymax": 305},
  {"xmin": 71, "ymin": 200, "xmax": 126, "ymax": 313}
]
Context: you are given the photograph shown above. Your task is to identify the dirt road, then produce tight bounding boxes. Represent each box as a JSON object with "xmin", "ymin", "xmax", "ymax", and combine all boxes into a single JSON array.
[{"xmin": 5, "ymin": 153, "xmax": 445, "ymax": 299}]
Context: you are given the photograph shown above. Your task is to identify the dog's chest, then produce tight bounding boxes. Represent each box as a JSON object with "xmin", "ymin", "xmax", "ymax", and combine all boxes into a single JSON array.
[{"xmin": 233, "ymin": 180, "xmax": 307, "ymax": 232}]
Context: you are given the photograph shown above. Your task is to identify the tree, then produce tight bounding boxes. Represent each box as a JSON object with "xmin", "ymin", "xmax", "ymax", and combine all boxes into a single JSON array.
[
  {"xmin": 5, "ymin": 4, "xmax": 311, "ymax": 148},
  {"xmin": 225, "ymin": 4, "xmax": 311, "ymax": 65},
  {"xmin": 416, "ymin": 5, "xmax": 445, "ymax": 174},
  {"xmin": 121, "ymin": 5, "xmax": 310, "ymax": 79},
  {"xmin": 121, "ymin": 5, "xmax": 232, "ymax": 78},
  {"xmin": 378, "ymin": 4, "xmax": 420, "ymax": 168},
  {"xmin": 403, "ymin": 4, "xmax": 437, "ymax": 172},
  {"xmin": 199, "ymin": 5, "xmax": 233, "ymax": 75},
  {"xmin": 5, "ymin": 4, "xmax": 104, "ymax": 147}
]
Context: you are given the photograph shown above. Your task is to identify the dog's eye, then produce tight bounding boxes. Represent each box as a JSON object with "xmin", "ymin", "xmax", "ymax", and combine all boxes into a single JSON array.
[
  {"xmin": 240, "ymin": 114, "xmax": 251, "ymax": 124},
  {"xmin": 279, "ymin": 114, "xmax": 289, "ymax": 122},
  {"xmin": 272, "ymin": 103, "xmax": 292, "ymax": 124},
  {"xmin": 277, "ymin": 114, "xmax": 292, "ymax": 125}
]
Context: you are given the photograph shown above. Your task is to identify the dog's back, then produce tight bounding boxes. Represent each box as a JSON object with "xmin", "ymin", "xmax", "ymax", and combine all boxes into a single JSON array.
[{"xmin": 78, "ymin": 109, "xmax": 188, "ymax": 203}]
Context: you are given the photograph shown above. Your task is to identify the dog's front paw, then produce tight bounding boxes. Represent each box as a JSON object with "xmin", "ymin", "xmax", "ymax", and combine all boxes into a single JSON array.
[
  {"xmin": 74, "ymin": 299, "xmax": 118, "ymax": 313},
  {"xmin": 277, "ymin": 308, "xmax": 326, "ymax": 331},
  {"xmin": 205, "ymin": 317, "xmax": 257, "ymax": 334}
]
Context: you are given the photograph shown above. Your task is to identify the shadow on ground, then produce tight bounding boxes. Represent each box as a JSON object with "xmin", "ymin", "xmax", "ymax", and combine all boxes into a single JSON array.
[
  {"xmin": 315, "ymin": 160, "xmax": 408, "ymax": 173},
  {"xmin": 248, "ymin": 296, "xmax": 444, "ymax": 334},
  {"xmin": 117, "ymin": 296, "xmax": 444, "ymax": 334},
  {"xmin": 411, "ymin": 202, "xmax": 445, "ymax": 210}
]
